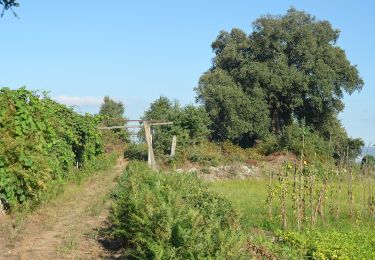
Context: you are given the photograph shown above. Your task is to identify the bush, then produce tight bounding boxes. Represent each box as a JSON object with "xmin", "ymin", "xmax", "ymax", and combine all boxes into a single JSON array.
[
  {"xmin": 187, "ymin": 141, "xmax": 222, "ymax": 166},
  {"xmin": 109, "ymin": 161, "xmax": 246, "ymax": 259},
  {"xmin": 255, "ymin": 123, "xmax": 330, "ymax": 160},
  {"xmin": 123, "ymin": 143, "xmax": 148, "ymax": 161},
  {"xmin": 279, "ymin": 123, "xmax": 330, "ymax": 159},
  {"xmin": 256, "ymin": 134, "xmax": 280, "ymax": 155}
]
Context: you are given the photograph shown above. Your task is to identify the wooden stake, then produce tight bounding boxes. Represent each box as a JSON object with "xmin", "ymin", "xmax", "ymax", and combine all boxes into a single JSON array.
[
  {"xmin": 144, "ymin": 121, "xmax": 156, "ymax": 170},
  {"xmin": 170, "ymin": 135, "xmax": 177, "ymax": 158}
]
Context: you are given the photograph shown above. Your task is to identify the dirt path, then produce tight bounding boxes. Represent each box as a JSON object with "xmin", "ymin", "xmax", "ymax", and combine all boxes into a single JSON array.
[{"xmin": 0, "ymin": 157, "xmax": 126, "ymax": 260}]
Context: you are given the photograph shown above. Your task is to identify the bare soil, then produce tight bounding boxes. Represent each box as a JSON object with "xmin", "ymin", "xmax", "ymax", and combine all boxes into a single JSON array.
[{"xmin": 0, "ymin": 157, "xmax": 126, "ymax": 260}]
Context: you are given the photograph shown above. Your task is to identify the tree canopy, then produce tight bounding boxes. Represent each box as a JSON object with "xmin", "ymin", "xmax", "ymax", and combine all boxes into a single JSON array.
[
  {"xmin": 196, "ymin": 8, "xmax": 363, "ymax": 150},
  {"xmin": 99, "ymin": 96, "xmax": 125, "ymax": 120},
  {"xmin": 99, "ymin": 96, "xmax": 128, "ymax": 142}
]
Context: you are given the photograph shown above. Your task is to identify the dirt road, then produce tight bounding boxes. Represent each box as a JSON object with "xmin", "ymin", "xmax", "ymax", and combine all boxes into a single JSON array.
[{"xmin": 0, "ymin": 158, "xmax": 126, "ymax": 259}]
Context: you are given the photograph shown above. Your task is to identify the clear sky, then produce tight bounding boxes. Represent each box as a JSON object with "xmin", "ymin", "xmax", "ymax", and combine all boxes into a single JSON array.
[{"xmin": 0, "ymin": 1, "xmax": 374, "ymax": 144}]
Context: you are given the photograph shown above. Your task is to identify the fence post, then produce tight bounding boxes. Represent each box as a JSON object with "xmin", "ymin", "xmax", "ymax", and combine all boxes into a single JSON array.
[
  {"xmin": 0, "ymin": 200, "xmax": 5, "ymax": 216},
  {"xmin": 170, "ymin": 135, "xmax": 177, "ymax": 158},
  {"xmin": 144, "ymin": 121, "xmax": 156, "ymax": 170}
]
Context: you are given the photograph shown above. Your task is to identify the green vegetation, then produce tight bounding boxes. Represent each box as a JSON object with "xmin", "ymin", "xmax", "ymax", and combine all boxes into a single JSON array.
[
  {"xmin": 109, "ymin": 161, "xmax": 246, "ymax": 259},
  {"xmin": 362, "ymin": 154, "xmax": 375, "ymax": 170},
  {"xmin": 279, "ymin": 230, "xmax": 375, "ymax": 259},
  {"xmin": 55, "ymin": 8, "xmax": 375, "ymax": 259},
  {"xmin": 0, "ymin": 87, "xmax": 103, "ymax": 210},
  {"xmin": 2, "ymin": 6, "xmax": 372, "ymax": 260},
  {"xmin": 210, "ymin": 166, "xmax": 375, "ymax": 259},
  {"xmin": 123, "ymin": 142, "xmax": 148, "ymax": 161},
  {"xmin": 142, "ymin": 96, "xmax": 210, "ymax": 154}
]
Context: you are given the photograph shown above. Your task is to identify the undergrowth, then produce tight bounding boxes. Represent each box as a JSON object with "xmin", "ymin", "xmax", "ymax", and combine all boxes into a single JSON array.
[{"xmin": 109, "ymin": 161, "xmax": 247, "ymax": 259}]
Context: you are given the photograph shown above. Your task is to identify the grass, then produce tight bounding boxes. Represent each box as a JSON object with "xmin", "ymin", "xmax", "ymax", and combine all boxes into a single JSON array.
[
  {"xmin": 56, "ymin": 230, "xmax": 79, "ymax": 255},
  {"xmin": 209, "ymin": 176, "xmax": 375, "ymax": 259},
  {"xmin": 209, "ymin": 179, "xmax": 269, "ymax": 229}
]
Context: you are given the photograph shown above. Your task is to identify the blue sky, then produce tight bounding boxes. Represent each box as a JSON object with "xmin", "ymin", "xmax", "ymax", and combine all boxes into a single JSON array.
[{"xmin": 0, "ymin": 1, "xmax": 374, "ymax": 144}]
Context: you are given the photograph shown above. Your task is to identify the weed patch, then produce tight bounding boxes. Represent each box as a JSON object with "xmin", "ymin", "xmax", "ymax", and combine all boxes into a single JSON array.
[{"xmin": 108, "ymin": 161, "xmax": 247, "ymax": 259}]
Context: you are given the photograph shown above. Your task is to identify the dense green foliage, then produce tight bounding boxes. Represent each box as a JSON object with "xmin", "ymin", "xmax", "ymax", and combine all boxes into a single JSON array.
[
  {"xmin": 196, "ymin": 8, "xmax": 364, "ymax": 155},
  {"xmin": 0, "ymin": 87, "xmax": 103, "ymax": 209},
  {"xmin": 142, "ymin": 96, "xmax": 210, "ymax": 154},
  {"xmin": 197, "ymin": 70, "xmax": 270, "ymax": 146},
  {"xmin": 257, "ymin": 123, "xmax": 329, "ymax": 158},
  {"xmin": 109, "ymin": 161, "xmax": 246, "ymax": 259}
]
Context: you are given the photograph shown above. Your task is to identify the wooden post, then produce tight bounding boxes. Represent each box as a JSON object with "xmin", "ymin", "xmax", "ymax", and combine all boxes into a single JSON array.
[
  {"xmin": 170, "ymin": 135, "xmax": 177, "ymax": 158},
  {"xmin": 144, "ymin": 121, "xmax": 156, "ymax": 170},
  {"xmin": 0, "ymin": 200, "xmax": 5, "ymax": 215}
]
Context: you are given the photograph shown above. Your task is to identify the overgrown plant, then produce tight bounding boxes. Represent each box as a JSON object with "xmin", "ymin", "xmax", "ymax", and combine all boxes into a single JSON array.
[
  {"xmin": 0, "ymin": 87, "xmax": 103, "ymax": 210},
  {"xmin": 109, "ymin": 161, "xmax": 247, "ymax": 259}
]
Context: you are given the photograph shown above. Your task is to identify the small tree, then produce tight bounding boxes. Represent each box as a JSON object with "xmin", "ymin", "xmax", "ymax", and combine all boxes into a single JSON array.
[{"xmin": 99, "ymin": 96, "xmax": 128, "ymax": 142}]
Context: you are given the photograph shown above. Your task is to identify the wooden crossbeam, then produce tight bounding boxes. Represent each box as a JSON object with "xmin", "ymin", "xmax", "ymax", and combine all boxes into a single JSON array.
[
  {"xmin": 149, "ymin": 122, "xmax": 173, "ymax": 126},
  {"xmin": 98, "ymin": 125, "xmax": 142, "ymax": 129}
]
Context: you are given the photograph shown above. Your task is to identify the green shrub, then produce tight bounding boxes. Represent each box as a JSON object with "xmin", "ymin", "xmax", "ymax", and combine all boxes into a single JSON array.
[
  {"xmin": 109, "ymin": 161, "xmax": 246, "ymax": 259},
  {"xmin": 221, "ymin": 141, "xmax": 262, "ymax": 162},
  {"xmin": 187, "ymin": 141, "xmax": 222, "ymax": 166},
  {"xmin": 279, "ymin": 123, "xmax": 330, "ymax": 159},
  {"xmin": 255, "ymin": 123, "xmax": 329, "ymax": 159},
  {"xmin": 255, "ymin": 134, "xmax": 280, "ymax": 155},
  {"xmin": 124, "ymin": 143, "xmax": 148, "ymax": 161}
]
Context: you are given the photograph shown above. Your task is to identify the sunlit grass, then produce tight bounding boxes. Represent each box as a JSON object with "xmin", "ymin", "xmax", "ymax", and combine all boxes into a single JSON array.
[{"xmin": 208, "ymin": 176, "xmax": 375, "ymax": 258}]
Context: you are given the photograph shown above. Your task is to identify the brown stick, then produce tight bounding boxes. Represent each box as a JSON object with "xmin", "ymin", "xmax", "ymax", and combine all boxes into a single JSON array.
[{"xmin": 313, "ymin": 177, "xmax": 327, "ymax": 225}]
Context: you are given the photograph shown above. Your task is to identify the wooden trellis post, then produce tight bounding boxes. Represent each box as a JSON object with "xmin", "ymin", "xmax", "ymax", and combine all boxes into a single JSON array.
[
  {"xmin": 0, "ymin": 200, "xmax": 5, "ymax": 215},
  {"xmin": 170, "ymin": 135, "xmax": 177, "ymax": 158},
  {"xmin": 143, "ymin": 121, "xmax": 156, "ymax": 169}
]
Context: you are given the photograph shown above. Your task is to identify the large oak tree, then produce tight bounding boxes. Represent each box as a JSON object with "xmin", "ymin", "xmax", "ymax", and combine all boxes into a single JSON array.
[{"xmin": 196, "ymin": 8, "xmax": 363, "ymax": 147}]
